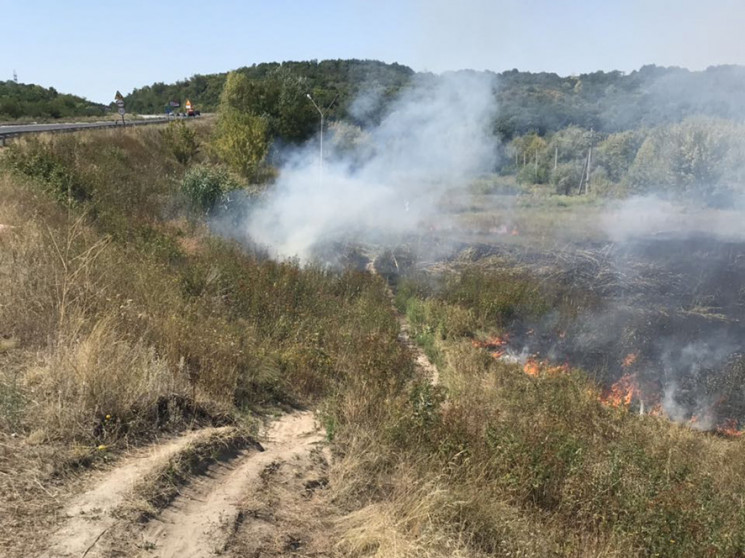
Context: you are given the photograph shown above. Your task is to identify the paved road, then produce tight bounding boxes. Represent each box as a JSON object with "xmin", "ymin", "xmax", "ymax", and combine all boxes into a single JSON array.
[{"xmin": 0, "ymin": 117, "xmax": 174, "ymax": 143}]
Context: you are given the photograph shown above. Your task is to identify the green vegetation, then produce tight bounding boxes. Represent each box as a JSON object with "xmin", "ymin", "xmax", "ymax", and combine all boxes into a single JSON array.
[
  {"xmin": 211, "ymin": 72, "xmax": 273, "ymax": 180},
  {"xmin": 122, "ymin": 60, "xmax": 745, "ymax": 198},
  {"xmin": 0, "ymin": 80, "xmax": 107, "ymax": 121},
  {"xmin": 180, "ymin": 164, "xmax": 241, "ymax": 213},
  {"xmin": 505, "ymin": 117, "xmax": 745, "ymax": 197}
]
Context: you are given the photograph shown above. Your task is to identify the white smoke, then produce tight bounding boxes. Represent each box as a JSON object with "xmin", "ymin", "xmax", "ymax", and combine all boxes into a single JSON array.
[
  {"xmin": 235, "ymin": 71, "xmax": 498, "ymax": 261},
  {"xmin": 602, "ymin": 194, "xmax": 745, "ymax": 243}
]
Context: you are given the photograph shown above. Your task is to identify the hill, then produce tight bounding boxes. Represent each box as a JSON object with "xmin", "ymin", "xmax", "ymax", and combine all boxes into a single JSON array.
[
  {"xmin": 124, "ymin": 60, "xmax": 745, "ymax": 139},
  {"xmin": 0, "ymin": 80, "xmax": 108, "ymax": 121}
]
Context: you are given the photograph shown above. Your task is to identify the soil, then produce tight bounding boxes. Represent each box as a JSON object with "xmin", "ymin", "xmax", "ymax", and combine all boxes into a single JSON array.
[{"xmin": 33, "ymin": 412, "xmax": 328, "ymax": 558}]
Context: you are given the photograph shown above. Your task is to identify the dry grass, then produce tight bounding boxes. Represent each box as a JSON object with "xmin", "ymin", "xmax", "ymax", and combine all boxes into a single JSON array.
[{"xmin": 0, "ymin": 127, "xmax": 415, "ymax": 554}]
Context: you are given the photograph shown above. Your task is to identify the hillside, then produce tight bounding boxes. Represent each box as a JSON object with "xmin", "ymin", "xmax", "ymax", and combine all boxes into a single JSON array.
[
  {"xmin": 124, "ymin": 60, "xmax": 745, "ymax": 138},
  {"xmin": 0, "ymin": 80, "xmax": 108, "ymax": 121}
]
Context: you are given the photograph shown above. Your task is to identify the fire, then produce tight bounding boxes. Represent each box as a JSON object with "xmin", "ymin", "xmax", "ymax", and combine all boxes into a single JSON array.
[
  {"xmin": 546, "ymin": 362, "xmax": 570, "ymax": 376},
  {"xmin": 716, "ymin": 418, "xmax": 743, "ymax": 438},
  {"xmin": 622, "ymin": 352, "xmax": 638, "ymax": 368},
  {"xmin": 523, "ymin": 358, "xmax": 540, "ymax": 377},
  {"xmin": 472, "ymin": 334, "xmax": 509, "ymax": 350},
  {"xmin": 600, "ymin": 373, "xmax": 640, "ymax": 408},
  {"xmin": 648, "ymin": 403, "xmax": 664, "ymax": 417}
]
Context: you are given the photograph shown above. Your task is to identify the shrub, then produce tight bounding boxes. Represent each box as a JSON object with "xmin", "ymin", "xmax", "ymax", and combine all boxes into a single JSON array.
[
  {"xmin": 181, "ymin": 165, "xmax": 241, "ymax": 213},
  {"xmin": 161, "ymin": 120, "xmax": 199, "ymax": 165}
]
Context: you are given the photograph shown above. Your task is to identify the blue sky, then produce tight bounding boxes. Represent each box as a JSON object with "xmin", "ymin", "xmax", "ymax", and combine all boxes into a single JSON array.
[{"xmin": 4, "ymin": 0, "xmax": 745, "ymax": 104}]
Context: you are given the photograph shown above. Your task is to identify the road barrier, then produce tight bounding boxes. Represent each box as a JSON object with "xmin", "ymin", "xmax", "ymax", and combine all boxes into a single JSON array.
[{"xmin": 0, "ymin": 117, "xmax": 175, "ymax": 146}]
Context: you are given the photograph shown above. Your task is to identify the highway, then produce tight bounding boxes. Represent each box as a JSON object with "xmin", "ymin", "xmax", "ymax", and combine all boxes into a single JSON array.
[{"xmin": 0, "ymin": 117, "xmax": 174, "ymax": 145}]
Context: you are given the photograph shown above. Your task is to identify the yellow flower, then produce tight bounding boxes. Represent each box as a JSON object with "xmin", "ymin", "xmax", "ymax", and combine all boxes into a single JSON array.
[
  {"xmin": 105, "ymin": 415, "xmax": 111, "ymax": 420},
  {"xmin": 97, "ymin": 444, "xmax": 108, "ymax": 451}
]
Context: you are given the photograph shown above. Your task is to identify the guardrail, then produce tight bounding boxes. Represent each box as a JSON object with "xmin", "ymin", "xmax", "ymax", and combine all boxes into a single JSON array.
[{"xmin": 0, "ymin": 117, "xmax": 177, "ymax": 146}]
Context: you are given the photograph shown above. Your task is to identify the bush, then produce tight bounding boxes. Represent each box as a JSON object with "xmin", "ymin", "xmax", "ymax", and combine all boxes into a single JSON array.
[
  {"xmin": 161, "ymin": 120, "xmax": 199, "ymax": 165},
  {"xmin": 181, "ymin": 165, "xmax": 241, "ymax": 213}
]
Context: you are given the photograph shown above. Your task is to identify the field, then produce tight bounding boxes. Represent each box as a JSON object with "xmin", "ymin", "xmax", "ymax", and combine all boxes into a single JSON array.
[{"xmin": 3, "ymin": 125, "xmax": 745, "ymax": 557}]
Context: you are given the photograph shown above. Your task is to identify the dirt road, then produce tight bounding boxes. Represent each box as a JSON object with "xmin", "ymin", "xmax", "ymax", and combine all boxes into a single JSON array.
[{"xmin": 39, "ymin": 411, "xmax": 325, "ymax": 558}]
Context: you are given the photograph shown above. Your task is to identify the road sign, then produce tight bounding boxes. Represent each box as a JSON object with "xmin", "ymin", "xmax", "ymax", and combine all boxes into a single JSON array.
[
  {"xmin": 116, "ymin": 100, "xmax": 125, "ymax": 108},
  {"xmin": 118, "ymin": 107, "xmax": 126, "ymax": 115},
  {"xmin": 185, "ymin": 99, "xmax": 192, "ymax": 110}
]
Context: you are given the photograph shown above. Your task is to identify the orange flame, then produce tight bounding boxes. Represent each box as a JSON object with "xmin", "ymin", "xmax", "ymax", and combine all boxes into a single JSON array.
[
  {"xmin": 600, "ymin": 373, "xmax": 639, "ymax": 408},
  {"xmin": 648, "ymin": 403, "xmax": 664, "ymax": 417},
  {"xmin": 523, "ymin": 358, "xmax": 540, "ymax": 377},
  {"xmin": 622, "ymin": 353, "xmax": 638, "ymax": 368},
  {"xmin": 472, "ymin": 334, "xmax": 509, "ymax": 350},
  {"xmin": 716, "ymin": 418, "xmax": 743, "ymax": 438}
]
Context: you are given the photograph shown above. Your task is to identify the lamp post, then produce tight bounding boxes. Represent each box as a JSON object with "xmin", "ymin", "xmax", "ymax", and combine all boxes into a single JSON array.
[{"xmin": 306, "ymin": 93, "xmax": 323, "ymax": 185}]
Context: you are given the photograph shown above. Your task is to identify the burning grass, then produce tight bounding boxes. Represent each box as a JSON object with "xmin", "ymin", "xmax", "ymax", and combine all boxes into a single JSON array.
[{"xmin": 368, "ymin": 252, "xmax": 745, "ymax": 555}]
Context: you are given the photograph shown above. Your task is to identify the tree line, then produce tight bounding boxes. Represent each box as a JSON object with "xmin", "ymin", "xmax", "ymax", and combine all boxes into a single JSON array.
[{"xmin": 0, "ymin": 81, "xmax": 107, "ymax": 120}]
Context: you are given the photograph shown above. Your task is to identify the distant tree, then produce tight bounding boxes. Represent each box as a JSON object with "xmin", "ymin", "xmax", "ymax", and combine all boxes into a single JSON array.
[
  {"xmin": 625, "ymin": 117, "xmax": 745, "ymax": 194},
  {"xmin": 595, "ymin": 131, "xmax": 643, "ymax": 182}
]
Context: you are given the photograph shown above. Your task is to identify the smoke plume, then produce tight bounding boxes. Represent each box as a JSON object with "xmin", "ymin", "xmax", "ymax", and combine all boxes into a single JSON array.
[{"xmin": 227, "ymin": 71, "xmax": 498, "ymax": 261}]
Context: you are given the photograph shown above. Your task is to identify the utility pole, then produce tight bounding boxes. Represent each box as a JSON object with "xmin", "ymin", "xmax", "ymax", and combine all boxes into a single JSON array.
[
  {"xmin": 554, "ymin": 146, "xmax": 558, "ymax": 171},
  {"xmin": 306, "ymin": 93, "xmax": 324, "ymax": 185},
  {"xmin": 12, "ymin": 70, "xmax": 17, "ymax": 83}
]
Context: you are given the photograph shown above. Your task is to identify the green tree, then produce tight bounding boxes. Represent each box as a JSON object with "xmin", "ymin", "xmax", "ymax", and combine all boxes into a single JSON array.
[
  {"xmin": 213, "ymin": 72, "xmax": 271, "ymax": 181},
  {"xmin": 595, "ymin": 131, "xmax": 642, "ymax": 182}
]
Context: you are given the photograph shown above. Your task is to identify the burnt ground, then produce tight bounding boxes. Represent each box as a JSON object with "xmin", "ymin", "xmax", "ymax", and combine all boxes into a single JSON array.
[{"xmin": 446, "ymin": 233, "xmax": 745, "ymax": 428}]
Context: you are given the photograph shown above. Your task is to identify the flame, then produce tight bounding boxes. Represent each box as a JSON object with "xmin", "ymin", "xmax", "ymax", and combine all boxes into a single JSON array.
[
  {"xmin": 546, "ymin": 362, "xmax": 570, "ymax": 376},
  {"xmin": 622, "ymin": 352, "xmax": 638, "ymax": 368},
  {"xmin": 600, "ymin": 373, "xmax": 640, "ymax": 408},
  {"xmin": 523, "ymin": 358, "xmax": 540, "ymax": 377},
  {"xmin": 648, "ymin": 403, "xmax": 664, "ymax": 417},
  {"xmin": 716, "ymin": 418, "xmax": 743, "ymax": 438},
  {"xmin": 472, "ymin": 334, "xmax": 509, "ymax": 350},
  {"xmin": 491, "ymin": 350, "xmax": 505, "ymax": 359}
]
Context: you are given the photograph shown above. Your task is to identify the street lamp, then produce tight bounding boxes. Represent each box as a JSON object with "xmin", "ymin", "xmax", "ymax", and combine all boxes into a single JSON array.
[{"xmin": 306, "ymin": 93, "xmax": 323, "ymax": 185}]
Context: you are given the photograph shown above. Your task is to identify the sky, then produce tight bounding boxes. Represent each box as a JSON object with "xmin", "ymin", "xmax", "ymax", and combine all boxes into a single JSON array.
[{"xmin": 3, "ymin": 0, "xmax": 745, "ymax": 104}]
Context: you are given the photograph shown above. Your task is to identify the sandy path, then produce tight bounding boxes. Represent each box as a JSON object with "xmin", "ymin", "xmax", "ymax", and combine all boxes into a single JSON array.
[
  {"xmin": 40, "ymin": 428, "xmax": 229, "ymax": 558},
  {"xmin": 368, "ymin": 259, "xmax": 440, "ymax": 385},
  {"xmin": 140, "ymin": 411, "xmax": 322, "ymax": 558}
]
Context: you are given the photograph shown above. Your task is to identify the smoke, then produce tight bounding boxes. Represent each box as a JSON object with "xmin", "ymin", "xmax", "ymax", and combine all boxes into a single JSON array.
[
  {"xmin": 602, "ymin": 194, "xmax": 745, "ymax": 243},
  {"xmin": 659, "ymin": 338, "xmax": 737, "ymax": 429},
  {"xmin": 222, "ymin": 71, "xmax": 498, "ymax": 261}
]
